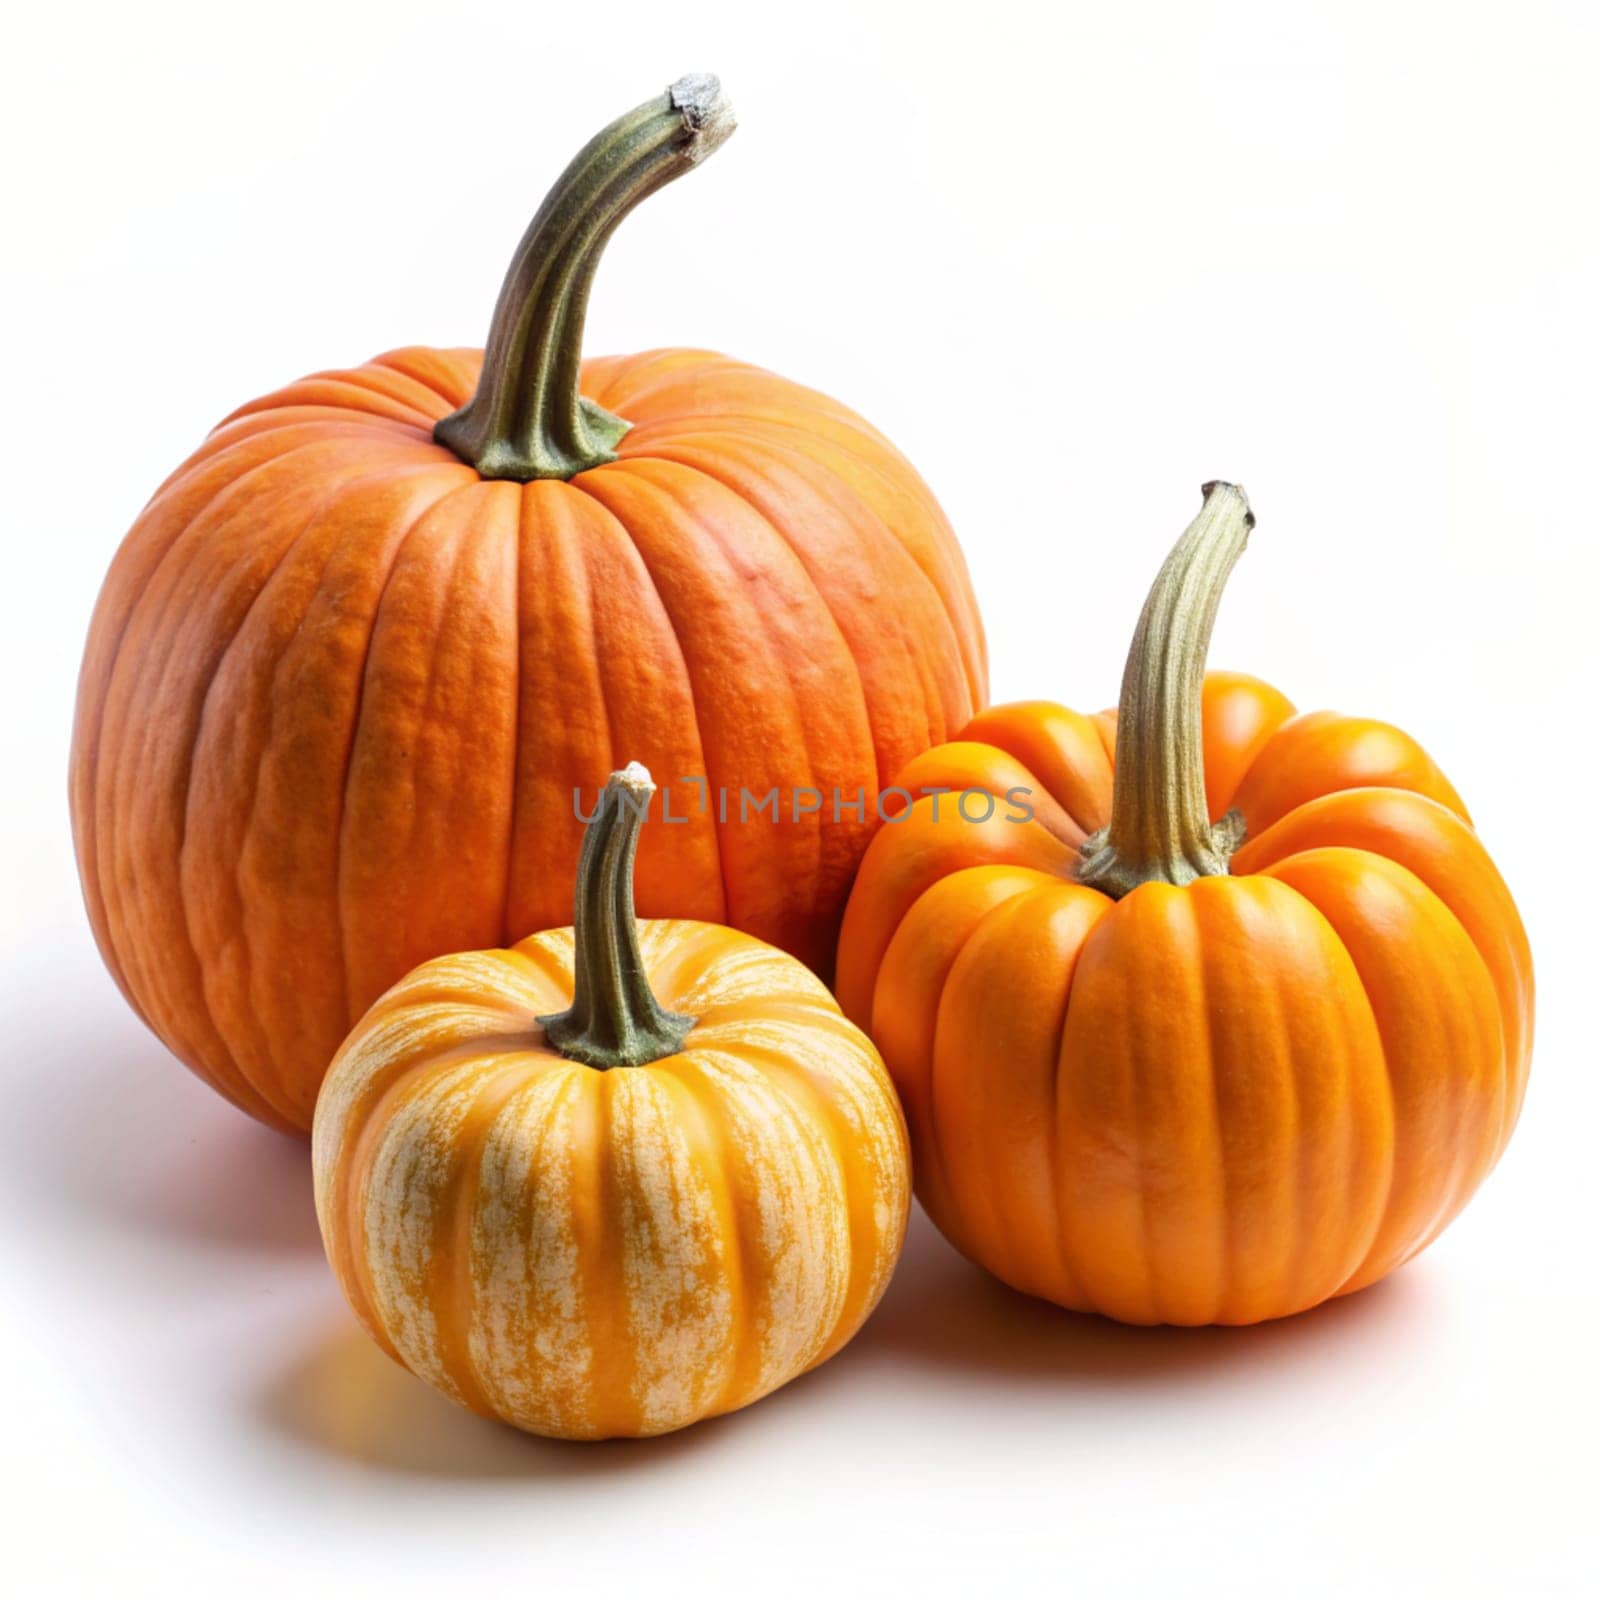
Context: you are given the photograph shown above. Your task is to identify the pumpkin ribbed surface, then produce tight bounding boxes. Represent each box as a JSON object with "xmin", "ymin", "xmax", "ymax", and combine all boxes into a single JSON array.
[
  {"xmin": 70, "ymin": 346, "xmax": 986, "ymax": 1131},
  {"xmin": 313, "ymin": 918, "xmax": 909, "ymax": 1438},
  {"xmin": 838, "ymin": 669, "xmax": 1532, "ymax": 1325}
]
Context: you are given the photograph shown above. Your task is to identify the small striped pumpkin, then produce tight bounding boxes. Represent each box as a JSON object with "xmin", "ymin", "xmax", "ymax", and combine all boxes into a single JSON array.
[{"xmin": 314, "ymin": 765, "xmax": 909, "ymax": 1438}]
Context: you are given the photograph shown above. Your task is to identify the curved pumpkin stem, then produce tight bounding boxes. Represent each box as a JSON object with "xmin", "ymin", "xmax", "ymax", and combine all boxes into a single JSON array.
[
  {"xmin": 538, "ymin": 764, "xmax": 697, "ymax": 1069},
  {"xmin": 1078, "ymin": 481, "xmax": 1255, "ymax": 899},
  {"xmin": 435, "ymin": 76, "xmax": 735, "ymax": 481}
]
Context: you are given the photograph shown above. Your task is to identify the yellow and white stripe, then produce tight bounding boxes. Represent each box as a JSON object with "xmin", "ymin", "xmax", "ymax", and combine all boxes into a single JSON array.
[{"xmin": 312, "ymin": 921, "xmax": 910, "ymax": 1438}]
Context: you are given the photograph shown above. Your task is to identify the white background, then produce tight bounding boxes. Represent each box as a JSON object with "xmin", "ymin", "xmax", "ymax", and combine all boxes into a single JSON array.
[{"xmin": 2, "ymin": 1, "xmax": 1595, "ymax": 1593}]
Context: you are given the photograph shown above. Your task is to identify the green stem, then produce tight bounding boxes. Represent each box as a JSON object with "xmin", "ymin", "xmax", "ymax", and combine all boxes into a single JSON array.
[
  {"xmin": 538, "ymin": 763, "xmax": 697, "ymax": 1069},
  {"xmin": 434, "ymin": 76, "xmax": 735, "ymax": 481},
  {"xmin": 1078, "ymin": 482, "xmax": 1255, "ymax": 898}
]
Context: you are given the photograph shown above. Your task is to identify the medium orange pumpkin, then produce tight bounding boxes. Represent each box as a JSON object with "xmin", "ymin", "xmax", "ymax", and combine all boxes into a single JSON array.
[
  {"xmin": 70, "ymin": 77, "xmax": 986, "ymax": 1132},
  {"xmin": 313, "ymin": 765, "xmax": 910, "ymax": 1439},
  {"xmin": 837, "ymin": 483, "xmax": 1533, "ymax": 1325}
]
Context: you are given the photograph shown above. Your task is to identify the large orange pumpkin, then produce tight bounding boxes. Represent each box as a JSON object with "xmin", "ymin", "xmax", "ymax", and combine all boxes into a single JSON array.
[
  {"xmin": 70, "ymin": 77, "xmax": 986, "ymax": 1132},
  {"xmin": 837, "ymin": 483, "xmax": 1533, "ymax": 1325},
  {"xmin": 314, "ymin": 765, "xmax": 910, "ymax": 1439}
]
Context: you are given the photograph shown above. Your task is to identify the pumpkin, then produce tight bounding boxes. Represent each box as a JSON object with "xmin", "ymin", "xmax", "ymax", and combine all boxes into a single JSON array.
[
  {"xmin": 313, "ymin": 764, "xmax": 910, "ymax": 1438},
  {"xmin": 837, "ymin": 483, "xmax": 1533, "ymax": 1326},
  {"xmin": 69, "ymin": 76, "xmax": 986, "ymax": 1133}
]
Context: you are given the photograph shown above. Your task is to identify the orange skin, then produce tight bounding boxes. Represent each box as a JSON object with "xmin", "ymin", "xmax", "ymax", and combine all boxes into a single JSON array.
[
  {"xmin": 313, "ymin": 920, "xmax": 910, "ymax": 1439},
  {"xmin": 837, "ymin": 672, "xmax": 1533, "ymax": 1325},
  {"xmin": 70, "ymin": 348, "xmax": 986, "ymax": 1132}
]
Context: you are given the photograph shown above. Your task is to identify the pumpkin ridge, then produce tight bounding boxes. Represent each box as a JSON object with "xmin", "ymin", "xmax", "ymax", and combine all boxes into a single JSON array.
[
  {"xmin": 95, "ymin": 436, "xmax": 388, "ymax": 724},
  {"xmin": 1264, "ymin": 889, "xmax": 1314, "ymax": 1319},
  {"xmin": 1232, "ymin": 709, "xmax": 1472, "ymax": 837},
  {"xmin": 346, "ymin": 481, "xmax": 521, "ymax": 982},
  {"xmin": 330, "ymin": 360, "xmax": 455, "ymax": 420},
  {"xmin": 566, "ymin": 468, "xmax": 811, "ymax": 949},
  {"xmin": 630, "ymin": 415, "xmax": 986, "ymax": 714},
  {"xmin": 653, "ymin": 1052, "xmax": 762, "ymax": 1414},
  {"xmin": 176, "ymin": 465, "xmax": 391, "ymax": 1119},
  {"xmin": 753, "ymin": 1036, "xmax": 878, "ymax": 1374},
  {"xmin": 1062, "ymin": 889, "xmax": 1260, "ymax": 1324},
  {"xmin": 1239, "ymin": 791, "xmax": 1529, "ymax": 1172},
  {"xmin": 605, "ymin": 1068, "xmax": 734, "ymax": 1434},
  {"xmin": 621, "ymin": 407, "xmax": 908, "ymax": 479},
  {"xmin": 1088, "ymin": 902, "xmax": 1164, "ymax": 1324},
  {"xmin": 1000, "ymin": 745, "xmax": 1094, "ymax": 845},
  {"xmin": 964, "ymin": 882, "xmax": 1094, "ymax": 1306},
  {"xmin": 539, "ymin": 1064, "xmax": 608, "ymax": 1437},
  {"xmin": 201, "ymin": 410, "xmax": 442, "ymax": 459},
  {"xmin": 223, "ymin": 371, "xmax": 443, "ymax": 433},
  {"xmin": 466, "ymin": 1065, "xmax": 590, "ymax": 1432},
  {"xmin": 688, "ymin": 1047, "xmax": 844, "ymax": 1410},
  {"xmin": 582, "ymin": 1063, "xmax": 630, "ymax": 1429},
  {"xmin": 975, "ymin": 884, "xmax": 1084, "ymax": 1296},
  {"xmin": 172, "ymin": 423, "xmax": 448, "ymax": 511},
  {"xmin": 1395, "ymin": 925, "xmax": 1507, "ymax": 1272},
  {"xmin": 235, "ymin": 469, "xmax": 470, "ymax": 1121},
  {"xmin": 1236, "ymin": 870, "xmax": 1393, "ymax": 1311},
  {"xmin": 209, "ymin": 471, "xmax": 478, "ymax": 1122},
  {"xmin": 370, "ymin": 347, "xmax": 483, "ymax": 414},
  {"xmin": 925, "ymin": 884, "xmax": 1045, "ymax": 1273},
  {"xmin": 636, "ymin": 428, "xmax": 972, "ymax": 777},
  {"xmin": 1175, "ymin": 886, "xmax": 1234, "ymax": 1323},
  {"xmin": 75, "ymin": 440, "xmax": 330, "ymax": 1028},
  {"xmin": 331, "ymin": 1026, "xmax": 482, "ymax": 1362},
  {"xmin": 500, "ymin": 487, "xmax": 616, "ymax": 938},
  {"xmin": 656, "ymin": 402, "xmax": 981, "ymax": 662},
  {"xmin": 687, "ymin": 1037, "xmax": 864, "ymax": 1377},
  {"xmin": 1368, "ymin": 871, "xmax": 1491, "ymax": 1276},
  {"xmin": 476, "ymin": 479, "xmax": 522, "ymax": 955},
  {"xmin": 332, "ymin": 479, "xmax": 487, "ymax": 1038},
  {"xmin": 435, "ymin": 1055, "xmax": 552, "ymax": 1420},
  {"xmin": 624, "ymin": 415, "xmax": 924, "ymax": 513},
  {"xmin": 623, "ymin": 400, "xmax": 895, "ymax": 452},
  {"xmin": 575, "ymin": 486, "xmax": 620, "ymax": 810},
  {"xmin": 337, "ymin": 470, "xmax": 524, "ymax": 985},
  {"xmin": 605, "ymin": 359, "xmax": 902, "ymax": 453},
  {"xmin": 890, "ymin": 737, "xmax": 1087, "ymax": 846},
  {"xmin": 958, "ymin": 703, "xmax": 1117, "ymax": 840},
  {"xmin": 1123, "ymin": 897, "xmax": 1178, "ymax": 1325},
  {"xmin": 871, "ymin": 865, "xmax": 1052, "ymax": 1268},
  {"xmin": 1264, "ymin": 847, "xmax": 1506, "ymax": 1291},
  {"xmin": 101, "ymin": 455, "xmax": 450, "ymax": 1116},
  {"xmin": 557, "ymin": 473, "xmax": 732, "ymax": 930},
  {"xmin": 1034, "ymin": 743, "xmax": 1102, "ymax": 845},
  {"xmin": 583, "ymin": 349, "xmax": 755, "ymax": 416},
  {"xmin": 357, "ymin": 351, "xmax": 470, "ymax": 419},
  {"xmin": 597, "ymin": 462, "xmax": 847, "ymax": 922},
  {"xmin": 1199, "ymin": 671, "xmax": 1298, "ymax": 819},
  {"xmin": 322, "ymin": 361, "xmax": 453, "ymax": 425},
  {"xmin": 356, "ymin": 1054, "xmax": 487, "ymax": 1398},
  {"xmin": 1247, "ymin": 888, "xmax": 1311, "ymax": 1318},
  {"xmin": 634, "ymin": 447, "xmax": 880, "ymax": 784},
  {"xmin": 345, "ymin": 1044, "xmax": 512, "ymax": 1402},
  {"xmin": 1231, "ymin": 786, "xmax": 1532, "ymax": 1120},
  {"xmin": 492, "ymin": 480, "xmax": 524, "ymax": 947},
  {"xmin": 507, "ymin": 928, "xmax": 578, "ymax": 996},
  {"xmin": 1188, "ymin": 890, "xmax": 1232, "ymax": 1325}
]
